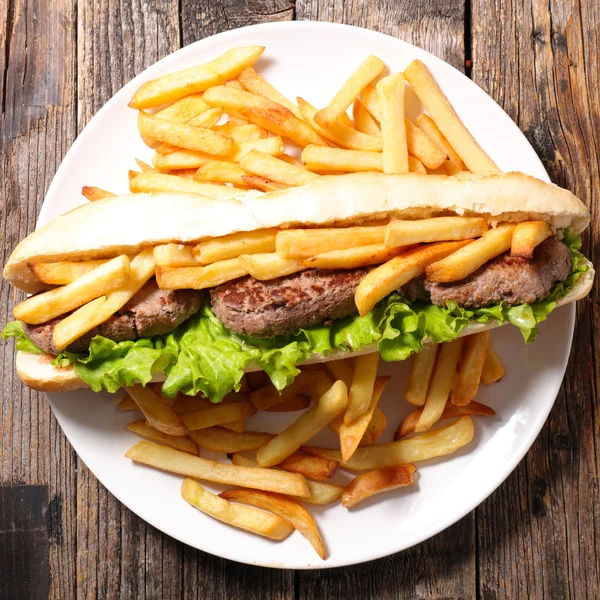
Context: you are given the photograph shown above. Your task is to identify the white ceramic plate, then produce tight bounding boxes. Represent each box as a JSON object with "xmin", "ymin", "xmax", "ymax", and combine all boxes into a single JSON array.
[{"xmin": 36, "ymin": 22, "xmax": 573, "ymax": 568}]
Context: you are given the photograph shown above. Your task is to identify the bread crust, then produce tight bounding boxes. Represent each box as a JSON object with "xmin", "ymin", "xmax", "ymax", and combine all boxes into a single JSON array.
[{"xmin": 4, "ymin": 172, "xmax": 590, "ymax": 293}]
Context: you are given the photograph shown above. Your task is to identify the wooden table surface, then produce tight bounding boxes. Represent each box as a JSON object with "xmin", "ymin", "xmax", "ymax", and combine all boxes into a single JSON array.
[{"xmin": 0, "ymin": 1, "xmax": 598, "ymax": 598}]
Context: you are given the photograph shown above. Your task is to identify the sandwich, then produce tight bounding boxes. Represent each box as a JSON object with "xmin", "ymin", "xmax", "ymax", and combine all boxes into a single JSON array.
[{"xmin": 1, "ymin": 171, "xmax": 593, "ymax": 401}]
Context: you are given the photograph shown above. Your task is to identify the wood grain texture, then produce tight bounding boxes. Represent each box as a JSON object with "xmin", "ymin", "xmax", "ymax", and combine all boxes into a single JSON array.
[{"xmin": 472, "ymin": 1, "xmax": 600, "ymax": 599}]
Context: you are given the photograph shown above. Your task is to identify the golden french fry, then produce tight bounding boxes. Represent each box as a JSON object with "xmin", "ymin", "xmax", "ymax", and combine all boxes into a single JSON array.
[
  {"xmin": 251, "ymin": 369, "xmax": 315, "ymax": 411},
  {"xmin": 511, "ymin": 221, "xmax": 552, "ymax": 258},
  {"xmin": 303, "ymin": 416, "xmax": 475, "ymax": 470},
  {"xmin": 82, "ymin": 186, "xmax": 116, "ymax": 201},
  {"xmin": 361, "ymin": 83, "xmax": 381, "ymax": 121},
  {"xmin": 224, "ymin": 79, "xmax": 244, "ymax": 89},
  {"xmin": 256, "ymin": 380, "xmax": 348, "ymax": 467},
  {"xmin": 239, "ymin": 253, "xmax": 304, "ymax": 281},
  {"xmin": 221, "ymin": 488, "xmax": 326, "ymax": 559},
  {"xmin": 212, "ymin": 123, "xmax": 267, "ymax": 143},
  {"xmin": 182, "ymin": 479, "xmax": 294, "ymax": 541},
  {"xmin": 127, "ymin": 440, "xmax": 309, "ymax": 496},
  {"xmin": 315, "ymin": 55, "xmax": 385, "ymax": 130},
  {"xmin": 130, "ymin": 171, "xmax": 246, "ymax": 199},
  {"xmin": 240, "ymin": 150, "xmax": 319, "ymax": 187},
  {"xmin": 135, "ymin": 158, "xmax": 157, "ymax": 172},
  {"xmin": 297, "ymin": 97, "xmax": 382, "ymax": 151},
  {"xmin": 415, "ymin": 113, "xmax": 465, "ymax": 174},
  {"xmin": 385, "ymin": 217, "xmax": 490, "ymax": 247},
  {"xmin": 27, "ymin": 259, "xmax": 111, "ymax": 285},
  {"xmin": 126, "ymin": 384, "xmax": 189, "ymax": 436},
  {"xmin": 156, "ymin": 257, "xmax": 247, "ymax": 290},
  {"xmin": 353, "ymin": 99, "xmax": 381, "ymax": 136},
  {"xmin": 452, "ymin": 332, "xmax": 490, "ymax": 406},
  {"xmin": 408, "ymin": 156, "xmax": 427, "ymax": 174},
  {"xmin": 415, "ymin": 339, "xmax": 464, "ymax": 432},
  {"xmin": 52, "ymin": 249, "xmax": 156, "ymax": 350},
  {"xmin": 345, "ymin": 353, "xmax": 380, "ymax": 424},
  {"xmin": 302, "ymin": 145, "xmax": 381, "ymax": 173},
  {"xmin": 188, "ymin": 427, "xmax": 274, "ymax": 452},
  {"xmin": 14, "ymin": 255, "xmax": 130, "ymax": 325},
  {"xmin": 404, "ymin": 60, "xmax": 501, "ymax": 175},
  {"xmin": 324, "ymin": 358, "xmax": 355, "ymax": 388},
  {"xmin": 242, "ymin": 175, "xmax": 289, "ymax": 192},
  {"xmin": 126, "ymin": 420, "xmax": 198, "ymax": 455},
  {"xmin": 194, "ymin": 160, "xmax": 249, "ymax": 186},
  {"xmin": 341, "ymin": 375, "xmax": 390, "ymax": 462},
  {"xmin": 204, "ymin": 85, "xmax": 285, "ymax": 112},
  {"xmin": 118, "ymin": 394, "xmax": 140, "ymax": 411},
  {"xmin": 277, "ymin": 452, "xmax": 339, "ymax": 481},
  {"xmin": 355, "ymin": 240, "xmax": 472, "ymax": 316},
  {"xmin": 405, "ymin": 118, "xmax": 447, "ymax": 169},
  {"xmin": 276, "ymin": 226, "xmax": 386, "ymax": 259},
  {"xmin": 238, "ymin": 67, "xmax": 303, "ymax": 118},
  {"xmin": 300, "ymin": 243, "xmax": 407, "ymax": 270},
  {"xmin": 153, "ymin": 244, "xmax": 198, "ymax": 268},
  {"xmin": 426, "ymin": 224, "xmax": 515, "ymax": 282},
  {"xmin": 265, "ymin": 395, "xmax": 311, "ymax": 412},
  {"xmin": 180, "ymin": 401, "xmax": 255, "ymax": 431},
  {"xmin": 396, "ymin": 399, "xmax": 495, "ymax": 440},
  {"xmin": 129, "ymin": 46, "xmax": 265, "ymax": 109},
  {"xmin": 405, "ymin": 344, "xmax": 438, "ymax": 406},
  {"xmin": 376, "ymin": 73, "xmax": 408, "ymax": 173},
  {"xmin": 481, "ymin": 345, "xmax": 505, "ymax": 385},
  {"xmin": 368, "ymin": 405, "xmax": 387, "ymax": 441},
  {"xmin": 342, "ymin": 464, "xmax": 416, "ymax": 508},
  {"xmin": 155, "ymin": 93, "xmax": 210, "ymax": 122},
  {"xmin": 193, "ymin": 229, "xmax": 278, "ymax": 265}
]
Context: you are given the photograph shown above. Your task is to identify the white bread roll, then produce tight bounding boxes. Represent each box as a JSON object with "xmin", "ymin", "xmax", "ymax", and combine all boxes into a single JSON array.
[{"xmin": 4, "ymin": 171, "xmax": 590, "ymax": 293}]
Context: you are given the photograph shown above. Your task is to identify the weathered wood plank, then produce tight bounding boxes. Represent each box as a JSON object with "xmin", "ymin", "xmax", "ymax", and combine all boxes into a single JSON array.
[{"xmin": 472, "ymin": 1, "xmax": 600, "ymax": 598}]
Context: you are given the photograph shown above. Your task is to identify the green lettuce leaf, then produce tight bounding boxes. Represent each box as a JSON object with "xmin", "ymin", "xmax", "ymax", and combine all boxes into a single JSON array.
[{"xmin": 2, "ymin": 234, "xmax": 588, "ymax": 401}]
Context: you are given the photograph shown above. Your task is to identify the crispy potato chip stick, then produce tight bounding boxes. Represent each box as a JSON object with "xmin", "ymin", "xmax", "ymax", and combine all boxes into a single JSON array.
[
  {"xmin": 127, "ymin": 441, "xmax": 310, "ymax": 496},
  {"xmin": 182, "ymin": 479, "xmax": 294, "ymax": 540},
  {"xmin": 415, "ymin": 339, "xmax": 464, "ymax": 432},
  {"xmin": 194, "ymin": 160, "xmax": 250, "ymax": 186},
  {"xmin": 404, "ymin": 60, "xmax": 501, "ymax": 175},
  {"xmin": 238, "ymin": 67, "xmax": 303, "ymax": 118},
  {"xmin": 82, "ymin": 186, "xmax": 116, "ymax": 201},
  {"xmin": 408, "ymin": 156, "xmax": 427, "ymax": 174},
  {"xmin": 126, "ymin": 420, "xmax": 199, "ymax": 455},
  {"xmin": 240, "ymin": 150, "xmax": 319, "ymax": 186},
  {"xmin": 153, "ymin": 244, "xmax": 198, "ymax": 268},
  {"xmin": 377, "ymin": 73, "xmax": 408, "ymax": 174},
  {"xmin": 368, "ymin": 405, "xmax": 387, "ymax": 441},
  {"xmin": 188, "ymin": 427, "xmax": 274, "ymax": 452},
  {"xmin": 14, "ymin": 255, "xmax": 130, "ymax": 325},
  {"xmin": 126, "ymin": 384, "xmax": 189, "ymax": 436},
  {"xmin": 204, "ymin": 85, "xmax": 286, "ymax": 112},
  {"xmin": 511, "ymin": 221, "xmax": 552, "ymax": 258},
  {"xmin": 303, "ymin": 416, "xmax": 475, "ymax": 470},
  {"xmin": 452, "ymin": 331, "xmax": 490, "ymax": 406},
  {"xmin": 361, "ymin": 83, "xmax": 381, "ymax": 121},
  {"xmin": 414, "ymin": 113, "xmax": 465, "ymax": 174},
  {"xmin": 193, "ymin": 229, "xmax": 278, "ymax": 264},
  {"xmin": 426, "ymin": 224, "xmax": 515, "ymax": 282},
  {"xmin": 239, "ymin": 253, "xmax": 304, "ymax": 281},
  {"xmin": 130, "ymin": 172, "xmax": 246, "ymax": 199},
  {"xmin": 301, "ymin": 145, "xmax": 382, "ymax": 172},
  {"xmin": 353, "ymin": 99, "xmax": 381, "ymax": 136},
  {"xmin": 481, "ymin": 345, "xmax": 505, "ymax": 384},
  {"xmin": 405, "ymin": 344, "xmax": 438, "ymax": 406},
  {"xmin": 129, "ymin": 46, "xmax": 265, "ymax": 108},
  {"xmin": 277, "ymin": 452, "xmax": 339, "ymax": 481},
  {"xmin": 156, "ymin": 257, "xmax": 247, "ymax": 290},
  {"xmin": 27, "ymin": 259, "xmax": 111, "ymax": 285},
  {"xmin": 221, "ymin": 489, "xmax": 326, "ymax": 559},
  {"xmin": 301, "ymin": 243, "xmax": 408, "ymax": 270},
  {"xmin": 385, "ymin": 217, "xmax": 489, "ymax": 247},
  {"xmin": 345, "ymin": 353, "xmax": 380, "ymax": 424},
  {"xmin": 251, "ymin": 369, "xmax": 315, "ymax": 410},
  {"xmin": 155, "ymin": 93, "xmax": 210, "ymax": 123},
  {"xmin": 181, "ymin": 401, "xmax": 256, "ymax": 431},
  {"xmin": 404, "ymin": 118, "xmax": 447, "ymax": 169},
  {"xmin": 212, "ymin": 123, "xmax": 267, "ymax": 142},
  {"xmin": 355, "ymin": 240, "xmax": 472, "ymax": 316},
  {"xmin": 342, "ymin": 464, "xmax": 416, "ymax": 508},
  {"xmin": 256, "ymin": 380, "xmax": 348, "ymax": 467}
]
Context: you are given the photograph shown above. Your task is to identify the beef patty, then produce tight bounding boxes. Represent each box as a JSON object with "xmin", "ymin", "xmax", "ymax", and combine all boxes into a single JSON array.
[
  {"xmin": 210, "ymin": 268, "xmax": 370, "ymax": 337},
  {"xmin": 402, "ymin": 237, "xmax": 571, "ymax": 307},
  {"xmin": 24, "ymin": 281, "xmax": 203, "ymax": 355}
]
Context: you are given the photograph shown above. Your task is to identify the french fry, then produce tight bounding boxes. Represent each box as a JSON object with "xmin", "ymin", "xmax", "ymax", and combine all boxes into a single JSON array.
[
  {"xmin": 452, "ymin": 331, "xmax": 490, "ymax": 406},
  {"xmin": 277, "ymin": 452, "xmax": 339, "ymax": 481},
  {"xmin": 193, "ymin": 229, "xmax": 278, "ymax": 264},
  {"xmin": 345, "ymin": 353, "xmax": 380, "ymax": 424},
  {"xmin": 204, "ymin": 85, "xmax": 286, "ymax": 113},
  {"xmin": 328, "ymin": 413, "xmax": 372, "ymax": 446},
  {"xmin": 135, "ymin": 158, "xmax": 157, "ymax": 172},
  {"xmin": 129, "ymin": 172, "xmax": 246, "ymax": 199},
  {"xmin": 155, "ymin": 258, "xmax": 247, "ymax": 290},
  {"xmin": 224, "ymin": 79, "xmax": 244, "ymax": 90},
  {"xmin": 353, "ymin": 99, "xmax": 381, "ymax": 136},
  {"xmin": 82, "ymin": 186, "xmax": 116, "ymax": 201},
  {"xmin": 415, "ymin": 113, "xmax": 465, "ymax": 174},
  {"xmin": 182, "ymin": 479, "xmax": 294, "ymax": 541},
  {"xmin": 52, "ymin": 249, "xmax": 156, "ymax": 350},
  {"xmin": 297, "ymin": 97, "xmax": 382, "ymax": 151},
  {"xmin": 302, "ymin": 145, "xmax": 382, "ymax": 173},
  {"xmin": 239, "ymin": 67, "xmax": 303, "ymax": 118},
  {"xmin": 155, "ymin": 93, "xmax": 210, "ymax": 123},
  {"xmin": 367, "ymin": 405, "xmax": 387, "ymax": 441},
  {"xmin": 194, "ymin": 160, "xmax": 250, "ymax": 186},
  {"xmin": 404, "ymin": 60, "xmax": 501, "ymax": 175},
  {"xmin": 408, "ymin": 156, "xmax": 427, "ymax": 174},
  {"xmin": 302, "ymin": 416, "xmax": 475, "ymax": 470},
  {"xmin": 256, "ymin": 380, "xmax": 348, "ymax": 467},
  {"xmin": 396, "ymin": 400, "xmax": 495, "ymax": 439},
  {"xmin": 153, "ymin": 244, "xmax": 198, "ymax": 268},
  {"xmin": 188, "ymin": 427, "xmax": 274, "ymax": 452},
  {"xmin": 386, "ymin": 217, "xmax": 489, "ymax": 247},
  {"xmin": 14, "ymin": 254, "xmax": 130, "ymax": 325},
  {"xmin": 238, "ymin": 107, "xmax": 327, "ymax": 147},
  {"xmin": 314, "ymin": 55, "xmax": 385, "ymax": 130},
  {"xmin": 129, "ymin": 46, "xmax": 265, "ymax": 108},
  {"xmin": 180, "ymin": 400, "xmax": 256, "ymax": 431},
  {"xmin": 126, "ymin": 384, "xmax": 189, "ymax": 436},
  {"xmin": 126, "ymin": 420, "xmax": 199, "ymax": 455},
  {"xmin": 265, "ymin": 395, "xmax": 311, "ymax": 412},
  {"xmin": 221, "ymin": 489, "xmax": 326, "ymax": 559},
  {"xmin": 342, "ymin": 464, "xmax": 416, "ymax": 508},
  {"xmin": 239, "ymin": 253, "xmax": 304, "ymax": 281},
  {"xmin": 324, "ymin": 358, "xmax": 355, "ymax": 388},
  {"xmin": 404, "ymin": 119, "xmax": 447, "ymax": 169},
  {"xmin": 511, "ymin": 221, "xmax": 552, "ymax": 258},
  {"xmin": 251, "ymin": 369, "xmax": 315, "ymax": 411},
  {"xmin": 415, "ymin": 339, "xmax": 464, "ymax": 432},
  {"xmin": 212, "ymin": 123, "xmax": 267, "ymax": 143},
  {"xmin": 27, "ymin": 259, "xmax": 111, "ymax": 285},
  {"xmin": 276, "ymin": 226, "xmax": 386, "ymax": 259},
  {"xmin": 242, "ymin": 175, "xmax": 289, "ymax": 192},
  {"xmin": 405, "ymin": 344, "xmax": 438, "ymax": 406},
  {"xmin": 354, "ymin": 240, "xmax": 472, "ymax": 316},
  {"xmin": 376, "ymin": 73, "xmax": 408, "ymax": 174},
  {"xmin": 300, "ymin": 243, "xmax": 408, "ymax": 270},
  {"xmin": 240, "ymin": 150, "xmax": 319, "ymax": 186},
  {"xmin": 425, "ymin": 224, "xmax": 515, "ymax": 282},
  {"xmin": 127, "ymin": 441, "xmax": 310, "ymax": 496},
  {"xmin": 481, "ymin": 345, "xmax": 505, "ymax": 384},
  {"xmin": 341, "ymin": 376, "xmax": 390, "ymax": 462}
]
